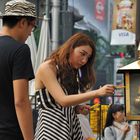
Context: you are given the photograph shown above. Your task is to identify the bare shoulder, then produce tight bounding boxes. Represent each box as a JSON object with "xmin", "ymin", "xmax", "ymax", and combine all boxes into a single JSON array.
[
  {"xmin": 36, "ymin": 60, "xmax": 56, "ymax": 76},
  {"xmin": 35, "ymin": 60, "xmax": 56, "ymax": 89}
]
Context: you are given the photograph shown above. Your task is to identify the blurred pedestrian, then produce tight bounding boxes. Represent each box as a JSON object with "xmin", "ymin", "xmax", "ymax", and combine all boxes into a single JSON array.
[{"xmin": 103, "ymin": 104, "xmax": 137, "ymax": 140}]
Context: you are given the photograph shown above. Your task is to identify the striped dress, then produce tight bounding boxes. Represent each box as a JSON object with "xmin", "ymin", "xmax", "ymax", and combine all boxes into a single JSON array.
[{"xmin": 34, "ymin": 68, "xmax": 83, "ymax": 140}]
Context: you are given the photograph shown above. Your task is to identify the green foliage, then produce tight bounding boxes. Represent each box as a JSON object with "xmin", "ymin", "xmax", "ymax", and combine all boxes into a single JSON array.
[{"xmin": 33, "ymin": 27, "xmax": 41, "ymax": 48}]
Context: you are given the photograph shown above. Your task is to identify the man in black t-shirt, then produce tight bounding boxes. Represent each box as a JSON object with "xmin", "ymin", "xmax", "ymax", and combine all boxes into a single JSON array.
[{"xmin": 0, "ymin": 0, "xmax": 36, "ymax": 140}]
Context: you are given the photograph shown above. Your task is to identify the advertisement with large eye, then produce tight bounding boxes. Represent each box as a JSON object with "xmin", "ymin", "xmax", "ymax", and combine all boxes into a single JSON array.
[
  {"xmin": 111, "ymin": 0, "xmax": 137, "ymax": 45},
  {"xmin": 68, "ymin": 0, "xmax": 112, "ymax": 41}
]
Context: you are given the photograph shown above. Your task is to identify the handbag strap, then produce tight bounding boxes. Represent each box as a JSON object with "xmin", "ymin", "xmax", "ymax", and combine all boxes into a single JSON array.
[{"xmin": 109, "ymin": 126, "xmax": 116, "ymax": 140}]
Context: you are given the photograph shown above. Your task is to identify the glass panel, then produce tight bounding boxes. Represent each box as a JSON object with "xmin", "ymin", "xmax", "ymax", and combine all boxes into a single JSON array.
[
  {"xmin": 130, "ymin": 73, "xmax": 140, "ymax": 115},
  {"xmin": 114, "ymin": 96, "xmax": 124, "ymax": 104}
]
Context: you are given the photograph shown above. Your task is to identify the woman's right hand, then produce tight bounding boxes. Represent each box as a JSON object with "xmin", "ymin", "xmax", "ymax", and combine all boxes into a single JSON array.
[
  {"xmin": 96, "ymin": 84, "xmax": 115, "ymax": 97},
  {"xmin": 122, "ymin": 123, "xmax": 130, "ymax": 134}
]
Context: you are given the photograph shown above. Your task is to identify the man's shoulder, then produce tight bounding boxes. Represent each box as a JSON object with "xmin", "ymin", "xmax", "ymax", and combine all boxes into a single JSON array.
[
  {"xmin": 0, "ymin": 36, "xmax": 20, "ymax": 46},
  {"xmin": 0, "ymin": 36, "xmax": 28, "ymax": 50}
]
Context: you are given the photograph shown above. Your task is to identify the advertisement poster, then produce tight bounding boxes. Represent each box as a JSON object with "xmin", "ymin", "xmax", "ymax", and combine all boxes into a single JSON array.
[
  {"xmin": 95, "ymin": 0, "xmax": 105, "ymax": 21},
  {"xmin": 68, "ymin": 0, "xmax": 112, "ymax": 41},
  {"xmin": 111, "ymin": 0, "xmax": 137, "ymax": 45}
]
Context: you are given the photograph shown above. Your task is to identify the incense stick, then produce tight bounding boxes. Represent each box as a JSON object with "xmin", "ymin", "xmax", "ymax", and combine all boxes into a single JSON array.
[{"xmin": 114, "ymin": 85, "xmax": 125, "ymax": 89}]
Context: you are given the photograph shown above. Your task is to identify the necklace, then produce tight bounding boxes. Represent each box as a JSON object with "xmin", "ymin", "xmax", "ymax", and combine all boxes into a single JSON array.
[{"xmin": 77, "ymin": 69, "xmax": 81, "ymax": 94}]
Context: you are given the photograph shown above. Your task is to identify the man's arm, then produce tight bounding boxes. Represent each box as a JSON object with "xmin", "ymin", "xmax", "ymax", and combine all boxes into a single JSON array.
[{"xmin": 13, "ymin": 79, "xmax": 34, "ymax": 140}]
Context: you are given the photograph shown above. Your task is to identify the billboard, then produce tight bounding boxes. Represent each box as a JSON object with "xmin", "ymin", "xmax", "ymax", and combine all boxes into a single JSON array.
[
  {"xmin": 111, "ymin": 0, "xmax": 137, "ymax": 45},
  {"xmin": 95, "ymin": 0, "xmax": 105, "ymax": 21},
  {"xmin": 68, "ymin": 0, "xmax": 112, "ymax": 41}
]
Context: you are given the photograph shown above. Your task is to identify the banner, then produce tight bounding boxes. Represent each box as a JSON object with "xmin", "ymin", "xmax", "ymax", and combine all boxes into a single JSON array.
[
  {"xmin": 111, "ymin": 0, "xmax": 137, "ymax": 45},
  {"xmin": 95, "ymin": 0, "xmax": 105, "ymax": 21}
]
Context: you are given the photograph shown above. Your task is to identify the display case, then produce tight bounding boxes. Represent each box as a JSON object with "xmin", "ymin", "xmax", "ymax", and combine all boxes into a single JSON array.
[{"xmin": 118, "ymin": 60, "xmax": 140, "ymax": 120}]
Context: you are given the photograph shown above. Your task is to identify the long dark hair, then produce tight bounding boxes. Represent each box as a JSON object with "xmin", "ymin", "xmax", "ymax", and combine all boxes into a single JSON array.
[
  {"xmin": 102, "ymin": 104, "xmax": 124, "ymax": 136},
  {"xmin": 48, "ymin": 32, "xmax": 96, "ymax": 93}
]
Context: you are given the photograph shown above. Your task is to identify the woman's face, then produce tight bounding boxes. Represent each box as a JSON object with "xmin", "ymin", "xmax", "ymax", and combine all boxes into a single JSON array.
[
  {"xmin": 69, "ymin": 45, "xmax": 92, "ymax": 69},
  {"xmin": 113, "ymin": 110, "xmax": 125, "ymax": 123}
]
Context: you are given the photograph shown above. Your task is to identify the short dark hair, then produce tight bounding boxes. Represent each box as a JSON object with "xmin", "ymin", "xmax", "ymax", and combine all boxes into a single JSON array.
[
  {"xmin": 105, "ymin": 104, "xmax": 124, "ymax": 126},
  {"xmin": 102, "ymin": 104, "xmax": 124, "ymax": 136},
  {"xmin": 2, "ymin": 16, "xmax": 35, "ymax": 28}
]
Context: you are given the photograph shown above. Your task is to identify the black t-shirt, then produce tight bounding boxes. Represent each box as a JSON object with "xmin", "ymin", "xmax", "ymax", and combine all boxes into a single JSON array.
[{"xmin": 0, "ymin": 36, "xmax": 34, "ymax": 139}]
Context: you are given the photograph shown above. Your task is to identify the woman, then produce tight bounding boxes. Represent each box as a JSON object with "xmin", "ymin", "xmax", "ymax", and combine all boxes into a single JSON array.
[
  {"xmin": 34, "ymin": 32, "xmax": 114, "ymax": 140},
  {"xmin": 103, "ymin": 104, "xmax": 136, "ymax": 140}
]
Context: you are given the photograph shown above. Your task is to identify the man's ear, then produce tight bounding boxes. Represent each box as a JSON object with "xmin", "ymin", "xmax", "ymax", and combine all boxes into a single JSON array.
[{"xmin": 18, "ymin": 18, "xmax": 27, "ymax": 29}]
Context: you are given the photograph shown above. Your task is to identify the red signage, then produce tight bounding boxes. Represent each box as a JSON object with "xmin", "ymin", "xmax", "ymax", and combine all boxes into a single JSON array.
[{"xmin": 95, "ymin": 0, "xmax": 105, "ymax": 21}]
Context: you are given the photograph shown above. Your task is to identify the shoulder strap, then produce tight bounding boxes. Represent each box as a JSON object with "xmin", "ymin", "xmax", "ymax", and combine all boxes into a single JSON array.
[{"xmin": 109, "ymin": 126, "xmax": 116, "ymax": 140}]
